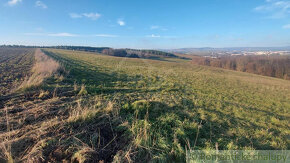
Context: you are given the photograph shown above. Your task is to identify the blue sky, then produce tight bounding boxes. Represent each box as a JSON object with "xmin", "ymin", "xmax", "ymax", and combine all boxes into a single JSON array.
[{"xmin": 0, "ymin": 0, "xmax": 290, "ymax": 49}]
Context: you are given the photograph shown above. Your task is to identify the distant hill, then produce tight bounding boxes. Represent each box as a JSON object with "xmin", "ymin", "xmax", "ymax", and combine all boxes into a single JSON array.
[
  {"xmin": 162, "ymin": 46, "xmax": 290, "ymax": 54},
  {"xmin": 47, "ymin": 46, "xmax": 189, "ymax": 60},
  {"xmin": 102, "ymin": 48, "xmax": 187, "ymax": 59},
  {"xmin": 0, "ymin": 45, "xmax": 191, "ymax": 60},
  {"xmin": 191, "ymin": 55, "xmax": 290, "ymax": 80},
  {"xmin": 50, "ymin": 46, "xmax": 110, "ymax": 53}
]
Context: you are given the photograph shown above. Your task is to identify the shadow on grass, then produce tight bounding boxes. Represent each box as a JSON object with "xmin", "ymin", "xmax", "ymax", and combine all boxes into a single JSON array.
[{"xmin": 43, "ymin": 50, "xmax": 164, "ymax": 96}]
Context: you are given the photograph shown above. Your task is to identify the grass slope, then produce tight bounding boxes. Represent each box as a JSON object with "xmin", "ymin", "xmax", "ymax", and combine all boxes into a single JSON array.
[
  {"xmin": 1, "ymin": 48, "xmax": 289, "ymax": 162},
  {"xmin": 44, "ymin": 49, "xmax": 290, "ymax": 160}
]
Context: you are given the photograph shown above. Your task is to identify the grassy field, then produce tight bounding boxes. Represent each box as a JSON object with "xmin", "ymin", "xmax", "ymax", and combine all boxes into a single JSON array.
[{"xmin": 0, "ymin": 48, "xmax": 289, "ymax": 162}]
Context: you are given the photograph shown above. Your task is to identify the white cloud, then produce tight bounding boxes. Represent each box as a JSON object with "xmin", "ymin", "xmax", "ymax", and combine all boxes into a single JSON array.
[
  {"xmin": 69, "ymin": 13, "xmax": 82, "ymax": 18},
  {"xmin": 146, "ymin": 34, "xmax": 161, "ymax": 38},
  {"xmin": 69, "ymin": 13, "xmax": 101, "ymax": 20},
  {"xmin": 48, "ymin": 33, "xmax": 78, "ymax": 37},
  {"xmin": 24, "ymin": 32, "xmax": 78, "ymax": 37},
  {"xmin": 35, "ymin": 1, "xmax": 47, "ymax": 9},
  {"xmin": 254, "ymin": 0, "xmax": 290, "ymax": 19},
  {"xmin": 82, "ymin": 13, "xmax": 101, "ymax": 20},
  {"xmin": 7, "ymin": 0, "xmax": 22, "ymax": 6},
  {"xmin": 282, "ymin": 24, "xmax": 290, "ymax": 28},
  {"xmin": 94, "ymin": 34, "xmax": 118, "ymax": 37},
  {"xmin": 24, "ymin": 32, "xmax": 120, "ymax": 37},
  {"xmin": 150, "ymin": 25, "xmax": 168, "ymax": 31},
  {"xmin": 117, "ymin": 20, "xmax": 125, "ymax": 26},
  {"xmin": 145, "ymin": 34, "xmax": 177, "ymax": 38}
]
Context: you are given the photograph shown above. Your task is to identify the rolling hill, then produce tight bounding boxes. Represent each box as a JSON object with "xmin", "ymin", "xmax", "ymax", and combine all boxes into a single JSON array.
[{"xmin": 0, "ymin": 48, "xmax": 289, "ymax": 162}]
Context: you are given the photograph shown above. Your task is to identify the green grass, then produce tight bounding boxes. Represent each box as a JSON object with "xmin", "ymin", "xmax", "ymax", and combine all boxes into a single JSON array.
[
  {"xmin": 40, "ymin": 48, "xmax": 290, "ymax": 162},
  {"xmin": 1, "ymin": 47, "xmax": 289, "ymax": 162}
]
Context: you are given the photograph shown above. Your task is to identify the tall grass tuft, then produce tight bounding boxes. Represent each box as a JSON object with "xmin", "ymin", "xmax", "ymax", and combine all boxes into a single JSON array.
[
  {"xmin": 19, "ymin": 49, "xmax": 60, "ymax": 90},
  {"xmin": 78, "ymin": 84, "xmax": 88, "ymax": 96},
  {"xmin": 0, "ymin": 107, "xmax": 14, "ymax": 163}
]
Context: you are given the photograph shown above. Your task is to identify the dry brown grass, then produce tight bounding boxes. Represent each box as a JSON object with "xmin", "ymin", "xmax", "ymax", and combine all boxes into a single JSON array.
[
  {"xmin": 0, "ymin": 107, "xmax": 13, "ymax": 163},
  {"xmin": 67, "ymin": 98, "xmax": 99, "ymax": 122},
  {"xmin": 0, "ymin": 48, "xmax": 67, "ymax": 162},
  {"xmin": 19, "ymin": 49, "xmax": 60, "ymax": 89}
]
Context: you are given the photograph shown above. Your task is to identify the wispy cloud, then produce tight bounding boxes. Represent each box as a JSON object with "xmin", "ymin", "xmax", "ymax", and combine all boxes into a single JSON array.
[
  {"xmin": 254, "ymin": 0, "xmax": 290, "ymax": 19},
  {"xmin": 146, "ymin": 34, "xmax": 161, "ymax": 38},
  {"xmin": 48, "ymin": 33, "xmax": 78, "ymax": 37},
  {"xmin": 35, "ymin": 1, "xmax": 47, "ymax": 9},
  {"xmin": 282, "ymin": 24, "xmax": 290, "ymax": 28},
  {"xmin": 7, "ymin": 0, "xmax": 22, "ymax": 6},
  {"xmin": 24, "ymin": 32, "xmax": 78, "ymax": 37},
  {"xmin": 24, "ymin": 32, "xmax": 120, "ymax": 37},
  {"xmin": 117, "ymin": 19, "xmax": 125, "ymax": 26},
  {"xmin": 145, "ymin": 34, "xmax": 177, "ymax": 39},
  {"xmin": 69, "ymin": 12, "xmax": 101, "ymax": 20},
  {"xmin": 69, "ymin": 13, "xmax": 82, "ymax": 18},
  {"xmin": 82, "ymin": 13, "xmax": 101, "ymax": 20},
  {"xmin": 150, "ymin": 25, "xmax": 168, "ymax": 31},
  {"xmin": 94, "ymin": 34, "xmax": 118, "ymax": 37}
]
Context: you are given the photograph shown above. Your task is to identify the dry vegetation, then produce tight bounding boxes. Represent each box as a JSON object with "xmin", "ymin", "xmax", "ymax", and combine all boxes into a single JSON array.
[
  {"xmin": 0, "ymin": 48, "xmax": 64, "ymax": 162},
  {"xmin": 0, "ymin": 48, "xmax": 289, "ymax": 162},
  {"xmin": 19, "ymin": 49, "xmax": 60, "ymax": 89}
]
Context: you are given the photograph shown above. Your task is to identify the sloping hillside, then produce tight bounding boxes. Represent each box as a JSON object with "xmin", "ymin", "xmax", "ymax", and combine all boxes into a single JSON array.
[
  {"xmin": 47, "ymin": 46, "xmax": 188, "ymax": 60},
  {"xmin": 0, "ymin": 48, "xmax": 289, "ymax": 162},
  {"xmin": 191, "ymin": 55, "xmax": 290, "ymax": 80}
]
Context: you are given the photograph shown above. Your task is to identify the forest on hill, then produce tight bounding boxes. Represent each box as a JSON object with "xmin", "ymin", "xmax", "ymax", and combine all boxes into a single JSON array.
[
  {"xmin": 48, "ymin": 46, "xmax": 187, "ymax": 59},
  {"xmin": 191, "ymin": 55, "xmax": 290, "ymax": 80},
  {"xmin": 0, "ymin": 45, "xmax": 185, "ymax": 60}
]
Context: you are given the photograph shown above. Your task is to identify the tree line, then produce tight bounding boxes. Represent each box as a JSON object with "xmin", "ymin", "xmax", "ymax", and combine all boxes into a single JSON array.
[
  {"xmin": 191, "ymin": 55, "xmax": 290, "ymax": 80},
  {"xmin": 48, "ymin": 46, "xmax": 188, "ymax": 59}
]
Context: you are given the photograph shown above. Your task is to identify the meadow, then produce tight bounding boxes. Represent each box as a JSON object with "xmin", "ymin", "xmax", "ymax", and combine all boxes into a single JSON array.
[{"xmin": 0, "ymin": 48, "xmax": 289, "ymax": 162}]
